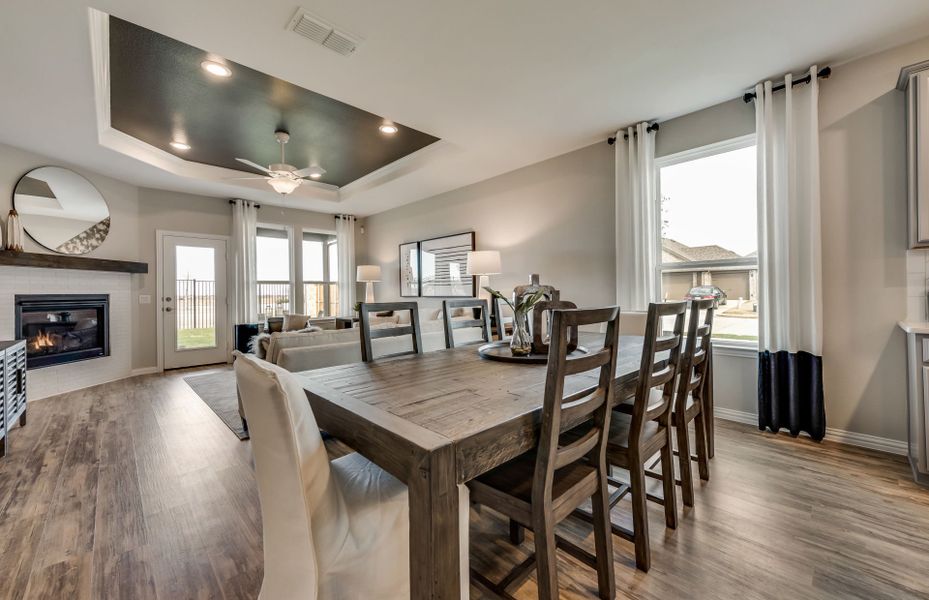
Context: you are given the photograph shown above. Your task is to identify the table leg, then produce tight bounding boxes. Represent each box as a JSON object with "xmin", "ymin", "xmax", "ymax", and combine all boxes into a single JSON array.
[
  {"xmin": 408, "ymin": 444, "xmax": 461, "ymax": 600},
  {"xmin": 704, "ymin": 345, "xmax": 715, "ymax": 458}
]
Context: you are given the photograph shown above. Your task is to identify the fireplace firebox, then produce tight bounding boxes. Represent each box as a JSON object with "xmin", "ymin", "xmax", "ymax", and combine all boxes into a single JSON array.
[{"xmin": 14, "ymin": 294, "xmax": 110, "ymax": 369}]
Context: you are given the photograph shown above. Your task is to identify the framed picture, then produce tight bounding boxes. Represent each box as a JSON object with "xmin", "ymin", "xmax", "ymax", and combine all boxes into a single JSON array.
[
  {"xmin": 420, "ymin": 232, "xmax": 475, "ymax": 297},
  {"xmin": 399, "ymin": 241, "xmax": 420, "ymax": 297}
]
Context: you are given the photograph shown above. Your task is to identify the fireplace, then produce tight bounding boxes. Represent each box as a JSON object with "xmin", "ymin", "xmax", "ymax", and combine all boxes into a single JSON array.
[{"xmin": 15, "ymin": 294, "xmax": 110, "ymax": 369}]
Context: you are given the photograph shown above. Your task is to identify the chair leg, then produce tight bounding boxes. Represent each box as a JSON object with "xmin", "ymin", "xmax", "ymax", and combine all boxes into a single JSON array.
[
  {"xmin": 532, "ymin": 508, "xmax": 560, "ymax": 600},
  {"xmin": 676, "ymin": 417, "xmax": 695, "ymax": 508},
  {"xmin": 508, "ymin": 519, "xmax": 525, "ymax": 545},
  {"xmin": 659, "ymin": 433, "xmax": 678, "ymax": 530},
  {"xmin": 629, "ymin": 457, "xmax": 651, "ymax": 572},
  {"xmin": 693, "ymin": 407, "xmax": 710, "ymax": 482},
  {"xmin": 591, "ymin": 470, "xmax": 616, "ymax": 600}
]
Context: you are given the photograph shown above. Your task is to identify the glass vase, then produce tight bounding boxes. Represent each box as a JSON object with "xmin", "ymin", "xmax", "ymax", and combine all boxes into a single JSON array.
[{"xmin": 510, "ymin": 312, "xmax": 532, "ymax": 356}]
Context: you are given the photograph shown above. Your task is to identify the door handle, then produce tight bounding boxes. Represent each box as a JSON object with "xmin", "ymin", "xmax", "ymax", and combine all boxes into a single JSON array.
[
  {"xmin": 164, "ymin": 307, "xmax": 173, "ymax": 312},
  {"xmin": 164, "ymin": 296, "xmax": 173, "ymax": 302}
]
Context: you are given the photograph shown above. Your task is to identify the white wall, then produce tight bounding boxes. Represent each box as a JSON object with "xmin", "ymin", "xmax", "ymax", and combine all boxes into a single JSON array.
[{"xmin": 359, "ymin": 141, "xmax": 616, "ymax": 312}]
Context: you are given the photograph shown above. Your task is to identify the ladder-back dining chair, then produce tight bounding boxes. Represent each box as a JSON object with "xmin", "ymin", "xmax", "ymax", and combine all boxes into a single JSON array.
[
  {"xmin": 599, "ymin": 301, "xmax": 686, "ymax": 572},
  {"xmin": 358, "ymin": 302, "xmax": 423, "ymax": 362},
  {"xmin": 442, "ymin": 298, "xmax": 492, "ymax": 348},
  {"xmin": 671, "ymin": 298, "xmax": 716, "ymax": 507},
  {"xmin": 468, "ymin": 306, "xmax": 621, "ymax": 600}
]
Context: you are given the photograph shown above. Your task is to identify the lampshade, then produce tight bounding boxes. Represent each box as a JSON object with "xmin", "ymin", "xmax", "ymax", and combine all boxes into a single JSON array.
[
  {"xmin": 356, "ymin": 264, "xmax": 382, "ymax": 282},
  {"xmin": 466, "ymin": 250, "xmax": 501, "ymax": 275},
  {"xmin": 268, "ymin": 177, "xmax": 300, "ymax": 195}
]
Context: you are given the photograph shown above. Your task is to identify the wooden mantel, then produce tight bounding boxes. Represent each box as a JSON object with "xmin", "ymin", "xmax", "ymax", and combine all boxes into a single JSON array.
[{"xmin": 0, "ymin": 251, "xmax": 148, "ymax": 274}]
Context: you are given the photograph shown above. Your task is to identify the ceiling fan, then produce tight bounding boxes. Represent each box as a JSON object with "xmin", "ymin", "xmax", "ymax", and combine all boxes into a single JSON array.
[{"xmin": 230, "ymin": 130, "xmax": 325, "ymax": 195}]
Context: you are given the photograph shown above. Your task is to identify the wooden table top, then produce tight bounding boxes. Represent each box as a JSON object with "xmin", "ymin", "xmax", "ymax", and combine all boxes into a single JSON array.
[{"xmin": 297, "ymin": 334, "xmax": 646, "ymax": 479}]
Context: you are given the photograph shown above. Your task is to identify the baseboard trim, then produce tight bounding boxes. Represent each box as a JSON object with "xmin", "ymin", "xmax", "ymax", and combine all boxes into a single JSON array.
[
  {"xmin": 130, "ymin": 367, "xmax": 161, "ymax": 376},
  {"xmin": 714, "ymin": 407, "xmax": 907, "ymax": 456}
]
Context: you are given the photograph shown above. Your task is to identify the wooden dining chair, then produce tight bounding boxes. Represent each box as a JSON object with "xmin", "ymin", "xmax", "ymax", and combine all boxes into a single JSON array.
[
  {"xmin": 442, "ymin": 298, "xmax": 492, "ymax": 348},
  {"xmin": 670, "ymin": 298, "xmax": 716, "ymax": 507},
  {"xmin": 492, "ymin": 296, "xmax": 513, "ymax": 341},
  {"xmin": 359, "ymin": 302, "xmax": 422, "ymax": 362},
  {"xmin": 530, "ymin": 299, "xmax": 577, "ymax": 355},
  {"xmin": 468, "ymin": 306, "xmax": 621, "ymax": 600},
  {"xmin": 596, "ymin": 301, "xmax": 686, "ymax": 572}
]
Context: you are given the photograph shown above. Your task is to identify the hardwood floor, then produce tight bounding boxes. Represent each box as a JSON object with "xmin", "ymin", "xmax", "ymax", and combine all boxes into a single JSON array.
[{"xmin": 1, "ymin": 367, "xmax": 928, "ymax": 599}]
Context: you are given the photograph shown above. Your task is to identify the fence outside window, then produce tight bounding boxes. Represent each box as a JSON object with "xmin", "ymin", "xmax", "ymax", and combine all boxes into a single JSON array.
[
  {"xmin": 258, "ymin": 281, "xmax": 291, "ymax": 317},
  {"xmin": 176, "ymin": 279, "xmax": 216, "ymax": 329}
]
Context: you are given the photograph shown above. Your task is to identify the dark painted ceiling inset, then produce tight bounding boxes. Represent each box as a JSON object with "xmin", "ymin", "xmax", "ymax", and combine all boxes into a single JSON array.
[{"xmin": 107, "ymin": 16, "xmax": 439, "ymax": 188}]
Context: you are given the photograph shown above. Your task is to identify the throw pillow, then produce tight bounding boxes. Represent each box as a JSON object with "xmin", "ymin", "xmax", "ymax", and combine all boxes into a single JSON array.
[{"xmin": 283, "ymin": 313, "xmax": 311, "ymax": 331}]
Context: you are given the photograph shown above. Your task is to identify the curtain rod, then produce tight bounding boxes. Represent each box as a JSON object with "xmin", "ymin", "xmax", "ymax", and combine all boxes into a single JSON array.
[
  {"xmin": 607, "ymin": 122, "xmax": 660, "ymax": 145},
  {"xmin": 228, "ymin": 199, "xmax": 261, "ymax": 209},
  {"xmin": 742, "ymin": 66, "xmax": 831, "ymax": 103},
  {"xmin": 334, "ymin": 214, "xmax": 356, "ymax": 220}
]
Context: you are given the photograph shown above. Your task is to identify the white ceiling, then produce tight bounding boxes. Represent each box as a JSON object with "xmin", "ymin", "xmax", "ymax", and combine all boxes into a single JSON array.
[{"xmin": 2, "ymin": 0, "xmax": 929, "ymax": 217}]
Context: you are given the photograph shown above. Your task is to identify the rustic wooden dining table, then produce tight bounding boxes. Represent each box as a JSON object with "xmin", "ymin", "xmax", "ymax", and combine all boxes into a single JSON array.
[{"xmin": 297, "ymin": 333, "xmax": 713, "ymax": 600}]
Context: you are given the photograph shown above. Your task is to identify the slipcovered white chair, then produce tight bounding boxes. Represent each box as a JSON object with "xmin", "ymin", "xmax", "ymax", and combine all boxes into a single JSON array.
[{"xmin": 233, "ymin": 352, "xmax": 468, "ymax": 599}]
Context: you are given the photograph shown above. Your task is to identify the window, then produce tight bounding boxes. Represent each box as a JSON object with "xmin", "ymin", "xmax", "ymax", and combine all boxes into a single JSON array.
[
  {"xmin": 302, "ymin": 232, "xmax": 339, "ymax": 317},
  {"xmin": 656, "ymin": 135, "xmax": 758, "ymax": 343},
  {"xmin": 256, "ymin": 226, "xmax": 292, "ymax": 317}
]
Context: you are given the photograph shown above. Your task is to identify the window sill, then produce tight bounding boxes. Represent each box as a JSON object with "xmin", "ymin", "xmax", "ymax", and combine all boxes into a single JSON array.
[{"xmin": 712, "ymin": 341, "xmax": 758, "ymax": 358}]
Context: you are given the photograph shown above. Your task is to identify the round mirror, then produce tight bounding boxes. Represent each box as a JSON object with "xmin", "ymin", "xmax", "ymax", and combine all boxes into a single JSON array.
[{"xmin": 13, "ymin": 166, "xmax": 110, "ymax": 255}]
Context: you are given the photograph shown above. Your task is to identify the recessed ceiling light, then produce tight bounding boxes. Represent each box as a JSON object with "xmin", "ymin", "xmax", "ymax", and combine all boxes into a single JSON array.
[
  {"xmin": 201, "ymin": 60, "xmax": 231, "ymax": 77},
  {"xmin": 379, "ymin": 123, "xmax": 398, "ymax": 134},
  {"xmin": 170, "ymin": 141, "xmax": 191, "ymax": 151}
]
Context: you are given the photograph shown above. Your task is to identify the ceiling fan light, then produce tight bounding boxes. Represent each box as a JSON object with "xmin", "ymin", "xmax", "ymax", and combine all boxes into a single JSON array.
[
  {"xmin": 169, "ymin": 140, "xmax": 190, "ymax": 151},
  {"xmin": 268, "ymin": 177, "xmax": 300, "ymax": 195},
  {"xmin": 309, "ymin": 173, "xmax": 322, "ymax": 179}
]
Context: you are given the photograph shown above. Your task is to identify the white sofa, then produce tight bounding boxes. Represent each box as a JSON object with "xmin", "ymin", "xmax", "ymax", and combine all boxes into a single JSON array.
[{"xmin": 261, "ymin": 308, "xmax": 484, "ymax": 372}]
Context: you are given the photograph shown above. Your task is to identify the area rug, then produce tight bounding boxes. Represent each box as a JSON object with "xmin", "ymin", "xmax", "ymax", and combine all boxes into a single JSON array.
[{"xmin": 184, "ymin": 371, "xmax": 248, "ymax": 440}]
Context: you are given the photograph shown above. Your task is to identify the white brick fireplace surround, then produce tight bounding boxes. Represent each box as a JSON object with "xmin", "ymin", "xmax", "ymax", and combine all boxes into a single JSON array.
[{"xmin": 0, "ymin": 266, "xmax": 131, "ymax": 400}]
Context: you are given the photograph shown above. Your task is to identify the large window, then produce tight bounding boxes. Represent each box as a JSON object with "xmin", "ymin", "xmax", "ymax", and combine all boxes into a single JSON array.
[
  {"xmin": 302, "ymin": 232, "xmax": 339, "ymax": 317},
  {"xmin": 657, "ymin": 136, "xmax": 758, "ymax": 343},
  {"xmin": 256, "ymin": 226, "xmax": 292, "ymax": 317}
]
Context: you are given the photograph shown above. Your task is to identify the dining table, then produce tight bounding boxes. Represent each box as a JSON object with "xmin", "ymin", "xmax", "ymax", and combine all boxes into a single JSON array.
[{"xmin": 297, "ymin": 333, "xmax": 714, "ymax": 600}]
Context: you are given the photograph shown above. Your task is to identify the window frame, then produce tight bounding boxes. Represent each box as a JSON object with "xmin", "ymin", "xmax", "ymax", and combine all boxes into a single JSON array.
[
  {"xmin": 256, "ymin": 224, "xmax": 295, "ymax": 317},
  {"xmin": 302, "ymin": 230, "xmax": 338, "ymax": 317},
  {"xmin": 653, "ymin": 133, "xmax": 759, "ymax": 352}
]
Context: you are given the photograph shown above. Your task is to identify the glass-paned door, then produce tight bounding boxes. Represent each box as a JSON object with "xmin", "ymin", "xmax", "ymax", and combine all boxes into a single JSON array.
[{"xmin": 163, "ymin": 234, "xmax": 228, "ymax": 369}]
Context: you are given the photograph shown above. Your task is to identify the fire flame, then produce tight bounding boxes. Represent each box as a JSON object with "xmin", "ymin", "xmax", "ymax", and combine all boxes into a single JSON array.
[{"xmin": 32, "ymin": 331, "xmax": 55, "ymax": 351}]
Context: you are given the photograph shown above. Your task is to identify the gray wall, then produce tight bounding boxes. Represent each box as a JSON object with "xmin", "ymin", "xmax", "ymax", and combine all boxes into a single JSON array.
[
  {"xmin": 0, "ymin": 142, "xmax": 337, "ymax": 370},
  {"xmin": 359, "ymin": 33, "xmax": 929, "ymax": 444},
  {"xmin": 359, "ymin": 141, "xmax": 616, "ymax": 313}
]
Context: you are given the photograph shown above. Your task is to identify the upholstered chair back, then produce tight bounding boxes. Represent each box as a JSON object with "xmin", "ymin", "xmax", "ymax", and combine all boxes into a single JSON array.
[{"xmin": 234, "ymin": 352, "xmax": 343, "ymax": 600}]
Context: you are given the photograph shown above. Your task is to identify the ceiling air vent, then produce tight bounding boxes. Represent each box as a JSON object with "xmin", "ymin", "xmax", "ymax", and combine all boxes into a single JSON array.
[{"xmin": 287, "ymin": 8, "xmax": 361, "ymax": 56}]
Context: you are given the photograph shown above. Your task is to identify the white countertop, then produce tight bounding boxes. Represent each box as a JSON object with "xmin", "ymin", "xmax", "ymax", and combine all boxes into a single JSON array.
[{"xmin": 898, "ymin": 321, "xmax": 929, "ymax": 334}]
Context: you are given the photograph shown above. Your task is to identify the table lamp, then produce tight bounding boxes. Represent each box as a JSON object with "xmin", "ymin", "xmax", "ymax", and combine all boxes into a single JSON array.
[
  {"xmin": 356, "ymin": 265, "xmax": 382, "ymax": 303},
  {"xmin": 466, "ymin": 250, "xmax": 501, "ymax": 303}
]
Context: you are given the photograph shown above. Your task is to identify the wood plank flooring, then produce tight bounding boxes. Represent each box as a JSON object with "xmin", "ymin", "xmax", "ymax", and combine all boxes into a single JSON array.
[{"xmin": 0, "ymin": 366, "xmax": 928, "ymax": 599}]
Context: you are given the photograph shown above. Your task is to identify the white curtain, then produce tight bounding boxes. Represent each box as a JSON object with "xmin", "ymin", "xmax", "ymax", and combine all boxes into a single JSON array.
[
  {"xmin": 755, "ymin": 68, "xmax": 823, "ymax": 356},
  {"xmin": 231, "ymin": 199, "xmax": 258, "ymax": 323},
  {"xmin": 615, "ymin": 122, "xmax": 658, "ymax": 311},
  {"xmin": 336, "ymin": 215, "xmax": 356, "ymax": 316},
  {"xmin": 755, "ymin": 66, "xmax": 825, "ymax": 440}
]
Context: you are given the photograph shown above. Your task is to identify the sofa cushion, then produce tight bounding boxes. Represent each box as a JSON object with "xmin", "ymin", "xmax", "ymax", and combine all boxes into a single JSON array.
[{"xmin": 283, "ymin": 313, "xmax": 311, "ymax": 331}]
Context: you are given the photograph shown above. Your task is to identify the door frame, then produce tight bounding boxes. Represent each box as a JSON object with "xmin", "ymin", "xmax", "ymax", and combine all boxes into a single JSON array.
[{"xmin": 155, "ymin": 230, "xmax": 232, "ymax": 372}]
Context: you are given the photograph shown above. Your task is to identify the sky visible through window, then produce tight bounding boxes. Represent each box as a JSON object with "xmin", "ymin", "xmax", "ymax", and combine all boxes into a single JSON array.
[
  {"xmin": 257, "ymin": 235, "xmax": 290, "ymax": 280},
  {"xmin": 660, "ymin": 145, "xmax": 757, "ymax": 257}
]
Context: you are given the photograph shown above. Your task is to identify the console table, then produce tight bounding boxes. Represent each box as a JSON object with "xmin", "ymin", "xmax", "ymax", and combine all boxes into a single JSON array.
[{"xmin": 0, "ymin": 340, "xmax": 27, "ymax": 457}]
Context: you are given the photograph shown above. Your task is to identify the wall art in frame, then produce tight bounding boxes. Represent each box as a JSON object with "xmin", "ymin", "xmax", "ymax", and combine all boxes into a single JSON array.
[
  {"xmin": 420, "ymin": 231, "xmax": 475, "ymax": 297},
  {"xmin": 399, "ymin": 241, "xmax": 420, "ymax": 297}
]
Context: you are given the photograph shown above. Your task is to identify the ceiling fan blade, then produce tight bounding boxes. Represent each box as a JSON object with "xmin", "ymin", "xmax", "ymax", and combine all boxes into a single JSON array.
[
  {"xmin": 235, "ymin": 158, "xmax": 273, "ymax": 174},
  {"xmin": 294, "ymin": 166, "xmax": 326, "ymax": 177},
  {"xmin": 224, "ymin": 176, "xmax": 269, "ymax": 181}
]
